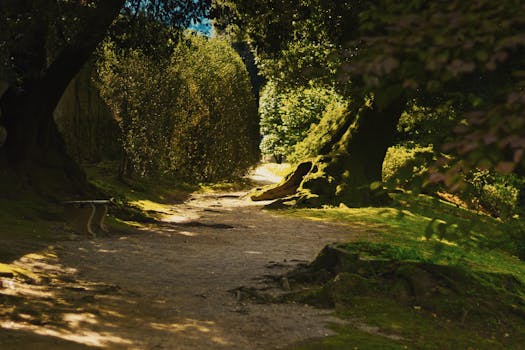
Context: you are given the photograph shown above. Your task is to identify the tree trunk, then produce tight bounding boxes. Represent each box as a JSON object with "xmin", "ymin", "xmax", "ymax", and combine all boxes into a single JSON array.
[
  {"xmin": 252, "ymin": 93, "xmax": 406, "ymax": 208},
  {"xmin": 0, "ymin": 1, "xmax": 125, "ymax": 197}
]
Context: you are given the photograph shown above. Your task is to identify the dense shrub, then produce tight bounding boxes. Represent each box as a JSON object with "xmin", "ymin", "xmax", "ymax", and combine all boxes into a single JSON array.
[
  {"xmin": 466, "ymin": 170, "xmax": 523, "ymax": 219},
  {"xmin": 383, "ymin": 144, "xmax": 524, "ymax": 219},
  {"xmin": 97, "ymin": 43, "xmax": 178, "ymax": 177},
  {"xmin": 168, "ymin": 35, "xmax": 259, "ymax": 181},
  {"xmin": 382, "ymin": 144, "xmax": 436, "ymax": 190},
  {"xmin": 259, "ymin": 82, "xmax": 344, "ymax": 162},
  {"xmin": 96, "ymin": 34, "xmax": 259, "ymax": 182},
  {"xmin": 396, "ymin": 103, "xmax": 458, "ymax": 146}
]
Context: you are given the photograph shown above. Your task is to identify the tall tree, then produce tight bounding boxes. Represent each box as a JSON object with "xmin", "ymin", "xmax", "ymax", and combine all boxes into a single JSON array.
[
  {"xmin": 0, "ymin": 0, "xmax": 210, "ymax": 195},
  {"xmin": 215, "ymin": 0, "xmax": 525, "ymax": 207},
  {"xmin": 215, "ymin": 0, "xmax": 406, "ymax": 207}
]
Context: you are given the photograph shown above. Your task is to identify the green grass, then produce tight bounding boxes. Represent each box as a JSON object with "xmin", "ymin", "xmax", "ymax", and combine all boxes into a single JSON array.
[
  {"xmin": 279, "ymin": 192, "xmax": 525, "ymax": 349},
  {"xmin": 293, "ymin": 296, "xmax": 522, "ymax": 350},
  {"xmin": 84, "ymin": 160, "xmax": 253, "ymax": 219},
  {"xmin": 0, "ymin": 194, "xmax": 69, "ymax": 272},
  {"xmin": 282, "ymin": 192, "xmax": 525, "ymax": 283},
  {"xmin": 84, "ymin": 161, "xmax": 196, "ymax": 203}
]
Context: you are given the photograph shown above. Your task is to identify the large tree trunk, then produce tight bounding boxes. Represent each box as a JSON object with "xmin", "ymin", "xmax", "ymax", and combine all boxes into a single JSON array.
[
  {"xmin": 0, "ymin": 1, "xmax": 125, "ymax": 197},
  {"xmin": 252, "ymin": 93, "xmax": 406, "ymax": 208}
]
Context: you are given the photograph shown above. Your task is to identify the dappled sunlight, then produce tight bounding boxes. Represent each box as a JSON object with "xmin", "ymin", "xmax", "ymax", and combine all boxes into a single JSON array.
[
  {"xmin": 244, "ymin": 251, "xmax": 263, "ymax": 255},
  {"xmin": 177, "ymin": 230, "xmax": 198, "ymax": 237},
  {"xmin": 96, "ymin": 249, "xmax": 118, "ymax": 253},
  {"xmin": 248, "ymin": 164, "xmax": 284, "ymax": 185},
  {"xmin": 130, "ymin": 200, "xmax": 173, "ymax": 214},
  {"xmin": 163, "ymin": 213, "xmax": 201, "ymax": 224},
  {"xmin": 150, "ymin": 318, "xmax": 231, "ymax": 346},
  {"xmin": 0, "ymin": 250, "xmax": 140, "ymax": 349},
  {"xmin": 0, "ymin": 279, "xmax": 54, "ymax": 299},
  {"xmin": 0, "ymin": 237, "xmax": 249, "ymax": 349},
  {"xmin": 1, "ymin": 319, "xmax": 134, "ymax": 348}
]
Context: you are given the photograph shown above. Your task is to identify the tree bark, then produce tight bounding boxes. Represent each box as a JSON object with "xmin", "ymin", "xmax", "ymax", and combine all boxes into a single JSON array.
[
  {"xmin": 253, "ymin": 93, "xmax": 406, "ymax": 208},
  {"xmin": 0, "ymin": 1, "xmax": 125, "ymax": 195}
]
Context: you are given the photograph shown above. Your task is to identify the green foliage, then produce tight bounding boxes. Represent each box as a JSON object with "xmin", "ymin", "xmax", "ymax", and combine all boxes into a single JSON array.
[
  {"xmin": 96, "ymin": 33, "xmax": 259, "ymax": 182},
  {"xmin": 0, "ymin": 1, "xmax": 211, "ymax": 84},
  {"xmin": 97, "ymin": 42, "xmax": 177, "ymax": 177},
  {"xmin": 345, "ymin": 0, "xmax": 525, "ymax": 177},
  {"xmin": 466, "ymin": 170, "xmax": 524, "ymax": 219},
  {"xmin": 283, "ymin": 192, "xmax": 525, "ymax": 268},
  {"xmin": 169, "ymin": 34, "xmax": 260, "ymax": 181},
  {"xmin": 290, "ymin": 100, "xmax": 349, "ymax": 163},
  {"xmin": 382, "ymin": 144, "xmax": 436, "ymax": 190},
  {"xmin": 397, "ymin": 102, "xmax": 458, "ymax": 146},
  {"xmin": 259, "ymin": 82, "xmax": 344, "ymax": 161},
  {"xmin": 213, "ymin": 0, "xmax": 357, "ymax": 93},
  {"xmin": 382, "ymin": 143, "xmax": 524, "ymax": 220},
  {"xmin": 218, "ymin": 0, "xmax": 525, "ymax": 187}
]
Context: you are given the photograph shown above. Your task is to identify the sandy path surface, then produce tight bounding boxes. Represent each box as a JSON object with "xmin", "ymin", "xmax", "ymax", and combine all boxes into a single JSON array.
[{"xmin": 0, "ymin": 181, "xmax": 358, "ymax": 349}]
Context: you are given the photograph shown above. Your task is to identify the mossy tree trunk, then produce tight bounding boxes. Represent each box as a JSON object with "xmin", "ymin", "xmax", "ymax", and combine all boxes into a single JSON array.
[
  {"xmin": 253, "ymin": 92, "xmax": 406, "ymax": 207},
  {"xmin": 0, "ymin": 1, "xmax": 125, "ymax": 197}
]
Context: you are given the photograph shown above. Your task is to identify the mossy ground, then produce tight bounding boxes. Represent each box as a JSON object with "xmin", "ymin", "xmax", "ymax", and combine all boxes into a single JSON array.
[
  {"xmin": 84, "ymin": 160, "xmax": 254, "ymax": 221},
  {"xmin": 295, "ymin": 298, "xmax": 520, "ymax": 350},
  {"xmin": 0, "ymin": 160, "xmax": 253, "ymax": 264},
  {"xmin": 276, "ymin": 192, "xmax": 525, "ymax": 349}
]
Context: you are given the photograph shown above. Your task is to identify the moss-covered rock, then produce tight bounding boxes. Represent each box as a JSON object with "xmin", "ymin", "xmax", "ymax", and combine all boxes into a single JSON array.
[{"xmin": 284, "ymin": 242, "xmax": 525, "ymax": 325}]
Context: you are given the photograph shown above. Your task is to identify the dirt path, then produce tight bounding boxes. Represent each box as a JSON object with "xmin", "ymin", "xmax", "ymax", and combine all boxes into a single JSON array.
[{"xmin": 0, "ymin": 179, "xmax": 359, "ymax": 349}]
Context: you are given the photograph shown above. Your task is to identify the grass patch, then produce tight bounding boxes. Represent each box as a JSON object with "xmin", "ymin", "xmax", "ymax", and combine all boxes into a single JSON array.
[
  {"xmin": 277, "ymin": 192, "xmax": 525, "ymax": 349},
  {"xmin": 282, "ymin": 192, "xmax": 525, "ymax": 282},
  {"xmin": 0, "ymin": 194, "xmax": 68, "ymax": 263},
  {"xmin": 85, "ymin": 160, "xmax": 253, "ymax": 221}
]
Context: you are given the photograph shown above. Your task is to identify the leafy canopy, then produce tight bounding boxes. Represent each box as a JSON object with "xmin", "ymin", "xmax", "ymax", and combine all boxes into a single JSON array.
[
  {"xmin": 215, "ymin": 0, "xmax": 525, "ymax": 179},
  {"xmin": 0, "ymin": 0, "xmax": 211, "ymax": 83}
]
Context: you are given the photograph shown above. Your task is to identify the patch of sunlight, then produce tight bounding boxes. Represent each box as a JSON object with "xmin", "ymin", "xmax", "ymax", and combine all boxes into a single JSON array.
[
  {"xmin": 419, "ymin": 236, "xmax": 459, "ymax": 247},
  {"xmin": 151, "ymin": 320, "xmax": 212, "ymax": 333},
  {"xmin": 0, "ymin": 263, "xmax": 35, "ymax": 280},
  {"xmin": 1, "ymin": 280, "xmax": 55, "ymax": 299},
  {"xmin": 121, "ymin": 220, "xmax": 148, "ymax": 229},
  {"xmin": 63, "ymin": 313, "xmax": 99, "ymax": 327},
  {"xmin": 177, "ymin": 231, "xmax": 198, "ymax": 237},
  {"xmin": 244, "ymin": 251, "xmax": 263, "ymax": 255},
  {"xmin": 150, "ymin": 319, "xmax": 231, "ymax": 346},
  {"xmin": 20, "ymin": 253, "xmax": 49, "ymax": 261},
  {"xmin": 211, "ymin": 336, "xmax": 231, "ymax": 346},
  {"xmin": 163, "ymin": 213, "xmax": 200, "ymax": 223},
  {"xmin": 131, "ymin": 200, "xmax": 172, "ymax": 214},
  {"xmin": 299, "ymin": 215, "xmax": 326, "ymax": 222},
  {"xmin": 97, "ymin": 249, "xmax": 118, "ymax": 253},
  {"xmin": 259, "ymin": 162, "xmax": 293, "ymax": 178},
  {"xmin": 98, "ymin": 308, "xmax": 126, "ymax": 319},
  {"xmin": 0, "ymin": 320, "xmax": 134, "ymax": 348}
]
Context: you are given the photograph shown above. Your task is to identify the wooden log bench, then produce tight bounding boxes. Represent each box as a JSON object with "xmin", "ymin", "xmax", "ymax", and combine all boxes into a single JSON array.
[{"xmin": 63, "ymin": 200, "xmax": 110, "ymax": 237}]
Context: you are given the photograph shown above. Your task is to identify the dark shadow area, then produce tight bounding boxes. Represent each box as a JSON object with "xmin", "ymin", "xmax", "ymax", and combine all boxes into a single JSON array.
[{"xmin": 175, "ymin": 221, "xmax": 234, "ymax": 229}]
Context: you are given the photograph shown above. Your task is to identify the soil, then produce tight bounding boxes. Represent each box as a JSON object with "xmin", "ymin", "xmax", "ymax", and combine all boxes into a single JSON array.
[{"xmin": 0, "ymin": 169, "xmax": 359, "ymax": 350}]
